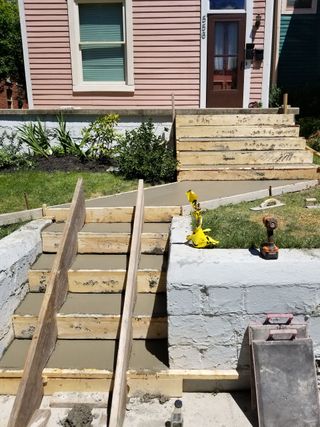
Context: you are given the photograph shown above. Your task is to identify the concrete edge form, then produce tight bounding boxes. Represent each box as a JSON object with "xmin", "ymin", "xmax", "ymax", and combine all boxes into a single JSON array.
[
  {"xmin": 181, "ymin": 180, "xmax": 319, "ymax": 214},
  {"xmin": 0, "ymin": 208, "xmax": 43, "ymax": 227},
  {"xmin": 168, "ymin": 216, "xmax": 320, "ymax": 369},
  {"xmin": 0, "ymin": 219, "xmax": 52, "ymax": 357}
]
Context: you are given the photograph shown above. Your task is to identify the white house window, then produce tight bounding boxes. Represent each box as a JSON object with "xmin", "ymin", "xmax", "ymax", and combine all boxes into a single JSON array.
[
  {"xmin": 282, "ymin": 0, "xmax": 318, "ymax": 13},
  {"xmin": 68, "ymin": 0, "xmax": 134, "ymax": 92}
]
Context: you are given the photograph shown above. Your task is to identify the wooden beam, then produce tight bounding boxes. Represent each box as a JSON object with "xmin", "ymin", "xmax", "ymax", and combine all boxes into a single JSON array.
[
  {"xmin": 0, "ymin": 208, "xmax": 42, "ymax": 226},
  {"xmin": 13, "ymin": 314, "xmax": 167, "ymax": 340},
  {"xmin": 109, "ymin": 180, "xmax": 144, "ymax": 427},
  {"xmin": 176, "ymin": 113, "xmax": 295, "ymax": 127},
  {"xmin": 7, "ymin": 178, "xmax": 85, "ymax": 427}
]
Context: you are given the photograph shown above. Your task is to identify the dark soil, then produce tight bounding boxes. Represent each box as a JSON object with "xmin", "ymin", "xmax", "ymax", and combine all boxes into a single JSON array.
[
  {"xmin": 34, "ymin": 155, "xmax": 112, "ymax": 172},
  {"xmin": 60, "ymin": 404, "xmax": 93, "ymax": 427}
]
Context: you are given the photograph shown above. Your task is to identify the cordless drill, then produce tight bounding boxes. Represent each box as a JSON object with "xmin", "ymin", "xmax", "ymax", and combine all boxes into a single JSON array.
[{"xmin": 260, "ymin": 216, "xmax": 279, "ymax": 260}]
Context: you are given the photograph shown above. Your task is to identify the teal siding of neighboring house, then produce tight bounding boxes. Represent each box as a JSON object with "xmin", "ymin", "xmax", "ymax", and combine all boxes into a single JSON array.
[{"xmin": 278, "ymin": 6, "xmax": 320, "ymax": 88}]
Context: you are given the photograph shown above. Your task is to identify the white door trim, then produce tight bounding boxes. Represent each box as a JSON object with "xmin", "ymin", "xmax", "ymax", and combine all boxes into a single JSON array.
[
  {"xmin": 261, "ymin": 0, "xmax": 274, "ymax": 107},
  {"xmin": 18, "ymin": 0, "xmax": 33, "ymax": 108}
]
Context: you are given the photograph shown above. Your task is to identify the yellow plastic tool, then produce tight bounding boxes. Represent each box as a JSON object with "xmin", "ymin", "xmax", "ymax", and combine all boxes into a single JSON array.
[{"xmin": 186, "ymin": 190, "xmax": 219, "ymax": 248}]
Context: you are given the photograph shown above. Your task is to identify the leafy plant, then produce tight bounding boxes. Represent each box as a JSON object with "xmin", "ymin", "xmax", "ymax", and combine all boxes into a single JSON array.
[
  {"xmin": 307, "ymin": 131, "xmax": 320, "ymax": 152},
  {"xmin": 298, "ymin": 117, "xmax": 320, "ymax": 138},
  {"xmin": 269, "ymin": 85, "xmax": 282, "ymax": 108},
  {"xmin": 17, "ymin": 120, "xmax": 52, "ymax": 157},
  {"xmin": 0, "ymin": 130, "xmax": 33, "ymax": 170},
  {"xmin": 115, "ymin": 119, "xmax": 177, "ymax": 183},
  {"xmin": 81, "ymin": 114, "xmax": 119, "ymax": 162},
  {"xmin": 53, "ymin": 113, "xmax": 84, "ymax": 158}
]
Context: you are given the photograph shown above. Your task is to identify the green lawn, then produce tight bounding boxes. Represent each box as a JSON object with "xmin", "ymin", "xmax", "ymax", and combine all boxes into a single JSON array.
[
  {"xmin": 0, "ymin": 171, "xmax": 138, "ymax": 214},
  {"xmin": 0, "ymin": 171, "xmax": 138, "ymax": 240},
  {"xmin": 201, "ymin": 186, "xmax": 320, "ymax": 249}
]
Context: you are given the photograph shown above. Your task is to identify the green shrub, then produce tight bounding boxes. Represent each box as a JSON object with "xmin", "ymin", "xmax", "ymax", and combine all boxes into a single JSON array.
[
  {"xmin": 81, "ymin": 114, "xmax": 119, "ymax": 162},
  {"xmin": 53, "ymin": 113, "xmax": 84, "ymax": 158},
  {"xmin": 298, "ymin": 117, "xmax": 320, "ymax": 138},
  {"xmin": 269, "ymin": 85, "xmax": 282, "ymax": 108},
  {"xmin": 17, "ymin": 120, "xmax": 52, "ymax": 157},
  {"xmin": 0, "ymin": 131, "xmax": 33, "ymax": 170},
  {"xmin": 307, "ymin": 131, "xmax": 320, "ymax": 152},
  {"xmin": 116, "ymin": 119, "xmax": 177, "ymax": 183}
]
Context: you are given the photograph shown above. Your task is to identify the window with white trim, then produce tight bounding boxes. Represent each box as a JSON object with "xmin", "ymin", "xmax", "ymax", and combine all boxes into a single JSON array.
[
  {"xmin": 282, "ymin": 0, "xmax": 318, "ymax": 14},
  {"xmin": 68, "ymin": 0, "xmax": 134, "ymax": 92}
]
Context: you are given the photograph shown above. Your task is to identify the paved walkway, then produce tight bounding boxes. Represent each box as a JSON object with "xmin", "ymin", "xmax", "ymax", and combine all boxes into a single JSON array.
[{"xmin": 84, "ymin": 179, "xmax": 314, "ymax": 208}]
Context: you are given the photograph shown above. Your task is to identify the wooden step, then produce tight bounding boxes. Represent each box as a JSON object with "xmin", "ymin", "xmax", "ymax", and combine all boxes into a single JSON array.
[
  {"xmin": 177, "ymin": 164, "xmax": 320, "ymax": 181},
  {"xmin": 176, "ymin": 113, "xmax": 295, "ymax": 127},
  {"xmin": 176, "ymin": 125, "xmax": 300, "ymax": 139},
  {"xmin": 28, "ymin": 254, "xmax": 167, "ymax": 293},
  {"xmin": 41, "ymin": 223, "xmax": 169, "ymax": 254},
  {"xmin": 176, "ymin": 137, "xmax": 306, "ymax": 151},
  {"xmin": 178, "ymin": 150, "xmax": 312, "ymax": 166},
  {"xmin": 45, "ymin": 205, "xmax": 181, "ymax": 223}
]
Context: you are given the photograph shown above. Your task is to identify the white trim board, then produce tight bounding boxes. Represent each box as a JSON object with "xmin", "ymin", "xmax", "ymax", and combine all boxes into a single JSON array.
[
  {"xmin": 261, "ymin": 0, "xmax": 274, "ymax": 107},
  {"xmin": 18, "ymin": 0, "xmax": 33, "ymax": 108}
]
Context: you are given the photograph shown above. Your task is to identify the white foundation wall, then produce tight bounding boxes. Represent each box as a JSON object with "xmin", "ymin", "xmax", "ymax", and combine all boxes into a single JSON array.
[
  {"xmin": 0, "ymin": 219, "xmax": 51, "ymax": 357},
  {"xmin": 167, "ymin": 216, "xmax": 320, "ymax": 370},
  {"xmin": 0, "ymin": 110, "xmax": 172, "ymax": 145}
]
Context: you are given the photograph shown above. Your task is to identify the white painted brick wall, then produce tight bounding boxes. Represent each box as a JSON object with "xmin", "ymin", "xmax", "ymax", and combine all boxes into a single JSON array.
[
  {"xmin": 0, "ymin": 219, "xmax": 51, "ymax": 357},
  {"xmin": 168, "ymin": 216, "xmax": 320, "ymax": 369}
]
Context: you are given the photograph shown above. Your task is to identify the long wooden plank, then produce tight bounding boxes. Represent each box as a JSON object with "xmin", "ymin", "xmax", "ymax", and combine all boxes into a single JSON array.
[
  {"xmin": 176, "ymin": 113, "xmax": 295, "ymax": 126},
  {"xmin": 44, "ymin": 206, "xmax": 181, "ymax": 223},
  {"xmin": 0, "ymin": 208, "xmax": 43, "ymax": 226},
  {"xmin": 109, "ymin": 180, "xmax": 144, "ymax": 427},
  {"xmin": 13, "ymin": 314, "xmax": 167, "ymax": 339},
  {"xmin": 8, "ymin": 179, "xmax": 85, "ymax": 427},
  {"xmin": 0, "ymin": 368, "xmax": 248, "ymax": 396},
  {"xmin": 176, "ymin": 125, "xmax": 300, "ymax": 138}
]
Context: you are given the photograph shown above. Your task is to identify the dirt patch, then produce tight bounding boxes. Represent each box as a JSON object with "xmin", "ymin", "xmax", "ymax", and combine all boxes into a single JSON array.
[
  {"xmin": 34, "ymin": 155, "xmax": 113, "ymax": 172},
  {"xmin": 60, "ymin": 404, "xmax": 93, "ymax": 427}
]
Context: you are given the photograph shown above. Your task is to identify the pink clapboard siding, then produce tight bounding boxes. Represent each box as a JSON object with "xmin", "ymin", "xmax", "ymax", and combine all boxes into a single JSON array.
[
  {"xmin": 249, "ymin": 0, "xmax": 265, "ymax": 104},
  {"xmin": 25, "ymin": 0, "xmax": 201, "ymax": 108}
]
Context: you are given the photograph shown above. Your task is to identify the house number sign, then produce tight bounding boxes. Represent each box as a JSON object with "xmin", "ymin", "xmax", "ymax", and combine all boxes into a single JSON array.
[{"xmin": 201, "ymin": 15, "xmax": 206, "ymax": 39}]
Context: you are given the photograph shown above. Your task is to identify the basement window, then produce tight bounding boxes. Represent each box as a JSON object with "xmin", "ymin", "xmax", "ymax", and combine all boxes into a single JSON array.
[
  {"xmin": 282, "ymin": 0, "xmax": 318, "ymax": 13},
  {"xmin": 68, "ymin": 0, "xmax": 134, "ymax": 92}
]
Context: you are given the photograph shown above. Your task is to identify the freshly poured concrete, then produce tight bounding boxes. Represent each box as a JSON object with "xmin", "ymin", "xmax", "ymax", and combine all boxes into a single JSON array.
[
  {"xmin": 15, "ymin": 293, "xmax": 167, "ymax": 316},
  {"xmin": 52, "ymin": 180, "xmax": 308, "ymax": 208},
  {"xmin": 0, "ymin": 339, "xmax": 168, "ymax": 370},
  {"xmin": 43, "ymin": 222, "xmax": 170, "ymax": 234},
  {"xmin": 31, "ymin": 254, "xmax": 167, "ymax": 271}
]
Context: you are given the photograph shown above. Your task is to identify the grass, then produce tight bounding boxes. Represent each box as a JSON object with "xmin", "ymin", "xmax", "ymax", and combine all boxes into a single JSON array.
[
  {"xmin": 0, "ymin": 171, "xmax": 138, "ymax": 240},
  {"xmin": 0, "ymin": 171, "xmax": 138, "ymax": 214},
  {"xmin": 200, "ymin": 186, "xmax": 320, "ymax": 249}
]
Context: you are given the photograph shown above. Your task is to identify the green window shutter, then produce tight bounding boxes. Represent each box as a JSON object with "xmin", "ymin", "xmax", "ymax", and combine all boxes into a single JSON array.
[{"xmin": 79, "ymin": 3, "xmax": 125, "ymax": 82}]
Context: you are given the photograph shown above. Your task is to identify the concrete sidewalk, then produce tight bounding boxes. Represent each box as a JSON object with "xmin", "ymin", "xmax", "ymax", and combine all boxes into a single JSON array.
[{"xmin": 83, "ymin": 179, "xmax": 317, "ymax": 208}]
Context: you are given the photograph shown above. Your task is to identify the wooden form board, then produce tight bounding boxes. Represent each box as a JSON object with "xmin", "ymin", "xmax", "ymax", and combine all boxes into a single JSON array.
[
  {"xmin": 45, "ymin": 206, "xmax": 181, "ymax": 223},
  {"xmin": 109, "ymin": 179, "xmax": 144, "ymax": 427},
  {"xmin": 0, "ymin": 368, "xmax": 247, "ymax": 396},
  {"xmin": 177, "ymin": 166, "xmax": 319, "ymax": 181},
  {"xmin": 28, "ymin": 269, "xmax": 166, "ymax": 293},
  {"xmin": 7, "ymin": 179, "xmax": 85, "ymax": 427},
  {"xmin": 176, "ymin": 125, "xmax": 300, "ymax": 139},
  {"xmin": 176, "ymin": 137, "xmax": 306, "ymax": 152},
  {"xmin": 0, "ymin": 208, "xmax": 43, "ymax": 226},
  {"xmin": 42, "ymin": 231, "xmax": 168, "ymax": 254},
  {"xmin": 13, "ymin": 314, "xmax": 167, "ymax": 340},
  {"xmin": 177, "ymin": 150, "xmax": 312, "ymax": 166},
  {"xmin": 176, "ymin": 114, "xmax": 295, "ymax": 127}
]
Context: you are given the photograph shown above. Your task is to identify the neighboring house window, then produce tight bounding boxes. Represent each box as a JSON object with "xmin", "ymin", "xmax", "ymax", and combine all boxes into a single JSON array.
[
  {"xmin": 282, "ymin": 0, "xmax": 318, "ymax": 13},
  {"xmin": 210, "ymin": 0, "xmax": 245, "ymax": 9},
  {"xmin": 68, "ymin": 0, "xmax": 134, "ymax": 92}
]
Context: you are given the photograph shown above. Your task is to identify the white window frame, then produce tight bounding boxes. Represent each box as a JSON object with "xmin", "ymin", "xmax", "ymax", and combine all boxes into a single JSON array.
[
  {"xmin": 67, "ymin": 0, "xmax": 134, "ymax": 93},
  {"xmin": 282, "ymin": 0, "xmax": 318, "ymax": 14}
]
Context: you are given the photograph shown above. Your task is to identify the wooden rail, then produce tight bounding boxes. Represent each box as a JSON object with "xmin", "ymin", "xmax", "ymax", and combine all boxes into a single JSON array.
[
  {"xmin": 109, "ymin": 179, "xmax": 144, "ymax": 427},
  {"xmin": 8, "ymin": 178, "xmax": 85, "ymax": 427}
]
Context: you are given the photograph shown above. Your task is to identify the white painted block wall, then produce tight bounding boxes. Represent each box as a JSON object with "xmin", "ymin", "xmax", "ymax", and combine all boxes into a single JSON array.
[
  {"xmin": 0, "ymin": 219, "xmax": 51, "ymax": 357},
  {"xmin": 167, "ymin": 216, "xmax": 320, "ymax": 369}
]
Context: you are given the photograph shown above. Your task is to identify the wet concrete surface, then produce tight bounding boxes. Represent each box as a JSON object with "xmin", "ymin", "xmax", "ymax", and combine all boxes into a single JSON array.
[
  {"xmin": 53, "ymin": 180, "xmax": 304, "ymax": 208},
  {"xmin": 31, "ymin": 254, "xmax": 167, "ymax": 271},
  {"xmin": 15, "ymin": 293, "xmax": 167, "ymax": 316}
]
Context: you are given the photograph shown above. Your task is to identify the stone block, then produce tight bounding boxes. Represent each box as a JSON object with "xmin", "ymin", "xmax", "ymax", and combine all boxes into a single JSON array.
[
  {"xmin": 169, "ymin": 344, "xmax": 202, "ymax": 369},
  {"xmin": 202, "ymin": 286, "xmax": 244, "ymax": 315},
  {"xmin": 167, "ymin": 285, "xmax": 201, "ymax": 316}
]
